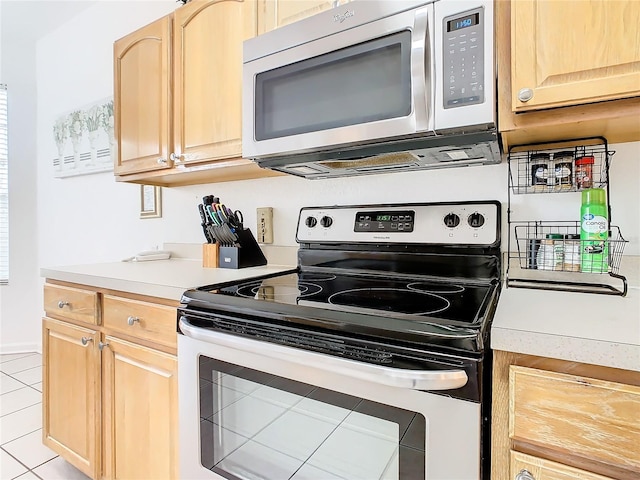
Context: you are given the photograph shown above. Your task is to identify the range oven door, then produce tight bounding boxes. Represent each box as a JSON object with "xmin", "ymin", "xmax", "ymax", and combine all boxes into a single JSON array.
[{"xmin": 178, "ymin": 317, "xmax": 482, "ymax": 480}]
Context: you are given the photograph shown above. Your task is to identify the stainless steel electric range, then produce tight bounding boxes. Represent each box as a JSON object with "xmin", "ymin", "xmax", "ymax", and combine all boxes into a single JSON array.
[{"xmin": 178, "ymin": 201, "xmax": 501, "ymax": 480}]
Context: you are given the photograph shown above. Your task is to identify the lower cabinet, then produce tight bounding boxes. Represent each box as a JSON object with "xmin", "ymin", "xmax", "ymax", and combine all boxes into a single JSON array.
[
  {"xmin": 102, "ymin": 336, "xmax": 178, "ymax": 479},
  {"xmin": 492, "ymin": 351, "xmax": 640, "ymax": 480},
  {"xmin": 42, "ymin": 281, "xmax": 178, "ymax": 480},
  {"xmin": 42, "ymin": 318, "xmax": 100, "ymax": 479}
]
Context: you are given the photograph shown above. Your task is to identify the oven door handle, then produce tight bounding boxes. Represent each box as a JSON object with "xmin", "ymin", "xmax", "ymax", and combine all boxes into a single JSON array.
[{"xmin": 179, "ymin": 318, "xmax": 468, "ymax": 391}]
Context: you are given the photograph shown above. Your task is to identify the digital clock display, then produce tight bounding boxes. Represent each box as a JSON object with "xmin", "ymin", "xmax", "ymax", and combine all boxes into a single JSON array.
[
  {"xmin": 447, "ymin": 13, "xmax": 479, "ymax": 32},
  {"xmin": 354, "ymin": 210, "xmax": 415, "ymax": 233}
]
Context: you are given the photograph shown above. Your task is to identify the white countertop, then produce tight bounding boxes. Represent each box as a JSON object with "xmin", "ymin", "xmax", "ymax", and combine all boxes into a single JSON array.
[
  {"xmin": 42, "ymin": 251, "xmax": 640, "ymax": 372},
  {"xmin": 41, "ymin": 259, "xmax": 297, "ymax": 302},
  {"xmin": 492, "ymin": 256, "xmax": 640, "ymax": 372}
]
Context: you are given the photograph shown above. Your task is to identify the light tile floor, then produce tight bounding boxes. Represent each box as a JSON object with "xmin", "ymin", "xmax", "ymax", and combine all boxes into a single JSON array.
[{"xmin": 0, "ymin": 353, "xmax": 89, "ymax": 480}]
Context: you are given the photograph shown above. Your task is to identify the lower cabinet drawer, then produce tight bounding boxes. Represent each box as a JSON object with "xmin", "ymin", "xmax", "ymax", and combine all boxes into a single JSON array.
[
  {"xmin": 102, "ymin": 295, "xmax": 176, "ymax": 349},
  {"xmin": 511, "ymin": 451, "xmax": 613, "ymax": 480},
  {"xmin": 44, "ymin": 284, "xmax": 99, "ymax": 325},
  {"xmin": 509, "ymin": 366, "xmax": 640, "ymax": 473}
]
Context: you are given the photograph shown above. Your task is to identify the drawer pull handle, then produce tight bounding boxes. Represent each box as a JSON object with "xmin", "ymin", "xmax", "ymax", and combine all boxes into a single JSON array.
[
  {"xmin": 81, "ymin": 337, "xmax": 93, "ymax": 346},
  {"xmin": 99, "ymin": 341, "xmax": 109, "ymax": 351},
  {"xmin": 127, "ymin": 316, "xmax": 140, "ymax": 326},
  {"xmin": 57, "ymin": 300, "xmax": 69, "ymax": 309},
  {"xmin": 515, "ymin": 469, "xmax": 535, "ymax": 480}
]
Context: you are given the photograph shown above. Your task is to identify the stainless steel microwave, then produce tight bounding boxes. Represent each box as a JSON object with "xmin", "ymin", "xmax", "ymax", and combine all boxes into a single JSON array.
[{"xmin": 242, "ymin": 0, "xmax": 499, "ymax": 179}]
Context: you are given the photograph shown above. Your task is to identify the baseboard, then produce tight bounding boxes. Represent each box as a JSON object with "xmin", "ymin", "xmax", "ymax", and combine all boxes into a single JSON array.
[{"xmin": 0, "ymin": 342, "xmax": 41, "ymax": 355}]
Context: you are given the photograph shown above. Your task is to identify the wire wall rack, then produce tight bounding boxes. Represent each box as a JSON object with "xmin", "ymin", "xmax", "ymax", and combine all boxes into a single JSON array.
[
  {"xmin": 506, "ymin": 137, "xmax": 629, "ymax": 296},
  {"xmin": 509, "ymin": 139, "xmax": 611, "ymax": 195}
]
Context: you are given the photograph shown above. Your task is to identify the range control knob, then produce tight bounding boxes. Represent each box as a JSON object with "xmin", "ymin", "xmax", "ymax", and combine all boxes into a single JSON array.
[
  {"xmin": 468, "ymin": 212, "xmax": 485, "ymax": 228},
  {"xmin": 444, "ymin": 213, "xmax": 460, "ymax": 228},
  {"xmin": 305, "ymin": 216, "xmax": 318, "ymax": 228},
  {"xmin": 320, "ymin": 216, "xmax": 333, "ymax": 228}
]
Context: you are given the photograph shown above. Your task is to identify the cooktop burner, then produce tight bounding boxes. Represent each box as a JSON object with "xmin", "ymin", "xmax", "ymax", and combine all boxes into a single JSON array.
[
  {"xmin": 327, "ymin": 288, "xmax": 451, "ymax": 316},
  {"xmin": 205, "ymin": 270, "xmax": 492, "ymax": 325}
]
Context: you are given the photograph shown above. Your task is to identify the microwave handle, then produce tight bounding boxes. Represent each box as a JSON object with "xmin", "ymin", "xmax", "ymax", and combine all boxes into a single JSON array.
[
  {"xmin": 411, "ymin": 6, "xmax": 433, "ymax": 131},
  {"xmin": 179, "ymin": 317, "xmax": 468, "ymax": 391}
]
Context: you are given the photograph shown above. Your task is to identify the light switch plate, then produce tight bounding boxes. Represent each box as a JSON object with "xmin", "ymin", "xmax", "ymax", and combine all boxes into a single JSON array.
[{"xmin": 257, "ymin": 207, "xmax": 274, "ymax": 244}]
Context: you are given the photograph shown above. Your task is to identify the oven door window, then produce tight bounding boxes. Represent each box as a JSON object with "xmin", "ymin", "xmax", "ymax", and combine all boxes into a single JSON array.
[
  {"xmin": 254, "ymin": 30, "xmax": 412, "ymax": 141},
  {"xmin": 199, "ymin": 356, "xmax": 425, "ymax": 480}
]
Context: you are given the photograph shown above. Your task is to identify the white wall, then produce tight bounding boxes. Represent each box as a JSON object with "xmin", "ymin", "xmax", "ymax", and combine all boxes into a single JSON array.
[{"xmin": 1, "ymin": 0, "xmax": 638, "ymax": 352}]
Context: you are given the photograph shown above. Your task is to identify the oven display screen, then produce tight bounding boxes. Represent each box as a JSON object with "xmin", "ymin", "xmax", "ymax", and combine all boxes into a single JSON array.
[
  {"xmin": 447, "ymin": 13, "xmax": 479, "ymax": 32},
  {"xmin": 355, "ymin": 210, "xmax": 415, "ymax": 233}
]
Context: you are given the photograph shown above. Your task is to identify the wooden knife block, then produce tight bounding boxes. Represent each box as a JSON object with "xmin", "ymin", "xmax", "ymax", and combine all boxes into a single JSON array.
[{"xmin": 202, "ymin": 243, "xmax": 219, "ymax": 268}]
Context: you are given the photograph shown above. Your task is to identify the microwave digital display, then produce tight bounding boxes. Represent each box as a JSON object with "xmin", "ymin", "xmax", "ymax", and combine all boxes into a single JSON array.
[{"xmin": 447, "ymin": 13, "xmax": 479, "ymax": 32}]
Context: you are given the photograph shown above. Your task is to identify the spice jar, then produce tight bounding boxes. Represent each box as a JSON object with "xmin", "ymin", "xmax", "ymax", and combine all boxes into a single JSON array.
[
  {"xmin": 536, "ymin": 234, "xmax": 564, "ymax": 271},
  {"xmin": 563, "ymin": 234, "xmax": 581, "ymax": 272},
  {"xmin": 530, "ymin": 152, "xmax": 550, "ymax": 192},
  {"xmin": 552, "ymin": 151, "xmax": 573, "ymax": 191},
  {"xmin": 575, "ymin": 156, "xmax": 595, "ymax": 189}
]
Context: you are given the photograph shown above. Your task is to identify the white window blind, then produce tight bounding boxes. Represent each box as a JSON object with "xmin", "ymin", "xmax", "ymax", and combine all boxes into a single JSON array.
[{"xmin": 0, "ymin": 84, "xmax": 8, "ymax": 284}]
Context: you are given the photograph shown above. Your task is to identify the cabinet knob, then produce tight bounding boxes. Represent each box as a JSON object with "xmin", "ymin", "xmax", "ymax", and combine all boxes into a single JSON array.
[
  {"xmin": 57, "ymin": 300, "xmax": 69, "ymax": 309},
  {"xmin": 169, "ymin": 152, "xmax": 184, "ymax": 163},
  {"xmin": 81, "ymin": 336, "xmax": 93, "ymax": 346},
  {"xmin": 98, "ymin": 341, "xmax": 110, "ymax": 351},
  {"xmin": 127, "ymin": 316, "xmax": 140, "ymax": 326},
  {"xmin": 515, "ymin": 469, "xmax": 535, "ymax": 480},
  {"xmin": 157, "ymin": 157, "xmax": 168, "ymax": 165},
  {"xmin": 517, "ymin": 88, "xmax": 534, "ymax": 102}
]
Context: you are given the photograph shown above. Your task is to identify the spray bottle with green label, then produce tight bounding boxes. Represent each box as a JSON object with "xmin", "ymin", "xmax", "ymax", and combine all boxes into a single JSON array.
[{"xmin": 580, "ymin": 188, "xmax": 609, "ymax": 273}]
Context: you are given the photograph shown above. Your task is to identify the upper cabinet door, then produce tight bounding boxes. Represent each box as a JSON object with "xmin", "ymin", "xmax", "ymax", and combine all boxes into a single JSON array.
[
  {"xmin": 258, "ymin": 0, "xmax": 345, "ymax": 34},
  {"xmin": 511, "ymin": 0, "xmax": 640, "ymax": 112},
  {"xmin": 114, "ymin": 16, "xmax": 172, "ymax": 175},
  {"xmin": 173, "ymin": 0, "xmax": 257, "ymax": 165}
]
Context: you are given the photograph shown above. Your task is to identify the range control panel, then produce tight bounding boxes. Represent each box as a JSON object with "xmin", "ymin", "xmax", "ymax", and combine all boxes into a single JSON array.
[
  {"xmin": 354, "ymin": 211, "xmax": 414, "ymax": 233},
  {"xmin": 297, "ymin": 202, "xmax": 500, "ymax": 246}
]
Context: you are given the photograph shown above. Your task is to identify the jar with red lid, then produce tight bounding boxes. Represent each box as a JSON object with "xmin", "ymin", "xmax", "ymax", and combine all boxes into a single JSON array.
[{"xmin": 575, "ymin": 156, "xmax": 594, "ymax": 189}]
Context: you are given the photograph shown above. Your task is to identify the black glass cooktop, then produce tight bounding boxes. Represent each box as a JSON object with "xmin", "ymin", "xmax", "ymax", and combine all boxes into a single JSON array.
[{"xmin": 204, "ymin": 270, "xmax": 493, "ymax": 325}]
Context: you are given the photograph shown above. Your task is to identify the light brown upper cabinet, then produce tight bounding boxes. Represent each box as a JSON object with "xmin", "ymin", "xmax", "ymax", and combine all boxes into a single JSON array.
[
  {"xmin": 258, "ymin": 0, "xmax": 351, "ymax": 34},
  {"xmin": 497, "ymin": 0, "xmax": 640, "ymax": 150},
  {"xmin": 511, "ymin": 0, "xmax": 640, "ymax": 112},
  {"xmin": 114, "ymin": 16, "xmax": 172, "ymax": 176},
  {"xmin": 114, "ymin": 0, "xmax": 281, "ymax": 186}
]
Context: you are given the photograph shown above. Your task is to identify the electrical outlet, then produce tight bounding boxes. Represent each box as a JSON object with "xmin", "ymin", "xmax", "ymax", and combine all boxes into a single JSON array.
[{"xmin": 257, "ymin": 207, "xmax": 274, "ymax": 244}]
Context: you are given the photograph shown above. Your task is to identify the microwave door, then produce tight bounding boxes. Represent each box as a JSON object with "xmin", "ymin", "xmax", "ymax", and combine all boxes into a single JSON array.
[{"xmin": 242, "ymin": 5, "xmax": 435, "ymax": 160}]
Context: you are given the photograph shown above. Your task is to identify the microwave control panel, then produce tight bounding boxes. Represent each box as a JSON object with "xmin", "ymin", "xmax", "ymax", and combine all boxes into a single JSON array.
[{"xmin": 443, "ymin": 7, "xmax": 485, "ymax": 109}]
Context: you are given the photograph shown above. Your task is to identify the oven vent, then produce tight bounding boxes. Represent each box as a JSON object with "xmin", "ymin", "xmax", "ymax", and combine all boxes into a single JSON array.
[{"xmin": 211, "ymin": 317, "xmax": 394, "ymax": 365}]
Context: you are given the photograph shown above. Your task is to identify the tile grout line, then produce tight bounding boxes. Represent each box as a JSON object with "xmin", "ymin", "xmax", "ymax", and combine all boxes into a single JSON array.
[
  {"xmin": 0, "ymin": 353, "xmax": 38, "ymax": 366},
  {"xmin": 0, "ymin": 423, "xmax": 42, "ymax": 448},
  {"xmin": 0, "ymin": 364, "xmax": 43, "ymax": 377},
  {"xmin": 1, "ymin": 444, "xmax": 31, "ymax": 477},
  {"xmin": 1, "ymin": 354, "xmax": 49, "ymax": 480},
  {"xmin": 1, "ymin": 368, "xmax": 42, "ymax": 390},
  {"xmin": 28, "ymin": 455, "xmax": 60, "ymax": 479},
  {"xmin": 3, "ymin": 428, "xmax": 58, "ymax": 479},
  {"xmin": 0, "ymin": 399, "xmax": 42, "ymax": 419}
]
